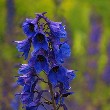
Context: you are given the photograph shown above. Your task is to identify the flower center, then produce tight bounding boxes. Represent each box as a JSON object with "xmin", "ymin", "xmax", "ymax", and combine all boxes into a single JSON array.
[
  {"xmin": 37, "ymin": 33, "xmax": 45, "ymax": 43},
  {"xmin": 37, "ymin": 55, "xmax": 44, "ymax": 62},
  {"xmin": 29, "ymin": 23, "xmax": 35, "ymax": 32},
  {"xmin": 52, "ymin": 66, "xmax": 59, "ymax": 73}
]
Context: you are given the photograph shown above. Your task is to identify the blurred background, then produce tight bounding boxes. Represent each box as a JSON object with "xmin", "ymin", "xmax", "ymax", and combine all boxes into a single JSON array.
[{"xmin": 0, "ymin": 0, "xmax": 110, "ymax": 110}]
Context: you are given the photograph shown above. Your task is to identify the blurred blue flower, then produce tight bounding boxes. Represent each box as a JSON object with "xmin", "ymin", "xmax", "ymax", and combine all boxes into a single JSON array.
[{"xmin": 11, "ymin": 95, "xmax": 20, "ymax": 110}]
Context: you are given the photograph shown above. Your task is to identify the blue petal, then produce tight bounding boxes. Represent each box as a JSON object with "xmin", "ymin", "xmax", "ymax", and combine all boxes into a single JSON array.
[
  {"xmin": 67, "ymin": 70, "xmax": 76, "ymax": 81},
  {"xmin": 34, "ymin": 61, "xmax": 42, "ymax": 73},
  {"xmin": 22, "ymin": 18, "xmax": 38, "ymax": 38},
  {"xmin": 62, "ymin": 76, "xmax": 70, "ymax": 90},
  {"xmin": 32, "ymin": 33, "xmax": 48, "ymax": 51},
  {"xmin": 23, "ymin": 84, "xmax": 31, "ymax": 92},
  {"xmin": 15, "ymin": 39, "xmax": 31, "ymax": 59},
  {"xmin": 48, "ymin": 71, "xmax": 57, "ymax": 86},
  {"xmin": 28, "ymin": 56, "xmax": 36, "ymax": 67},
  {"xmin": 21, "ymin": 92, "xmax": 34, "ymax": 105},
  {"xmin": 57, "ymin": 67, "xmax": 67, "ymax": 83},
  {"xmin": 17, "ymin": 77, "xmax": 25, "ymax": 86},
  {"xmin": 55, "ymin": 50, "xmax": 64, "ymax": 64},
  {"xmin": 18, "ymin": 64, "xmax": 31, "ymax": 74},
  {"xmin": 50, "ymin": 21, "xmax": 67, "ymax": 38},
  {"xmin": 59, "ymin": 43, "xmax": 71, "ymax": 58}
]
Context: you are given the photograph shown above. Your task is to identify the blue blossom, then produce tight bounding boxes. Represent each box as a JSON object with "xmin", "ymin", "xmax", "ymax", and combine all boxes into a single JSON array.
[
  {"xmin": 18, "ymin": 64, "xmax": 35, "ymax": 75},
  {"xmin": 15, "ymin": 38, "xmax": 31, "ymax": 59},
  {"xmin": 32, "ymin": 31, "xmax": 48, "ymax": 52},
  {"xmin": 17, "ymin": 75, "xmax": 35, "ymax": 87},
  {"xmin": 21, "ymin": 92, "xmax": 34, "ymax": 105},
  {"xmin": 29, "ymin": 55, "xmax": 49, "ymax": 73},
  {"xmin": 59, "ymin": 43, "xmax": 71, "ymax": 57},
  {"xmin": 49, "ymin": 21, "xmax": 67, "ymax": 38},
  {"xmin": 48, "ymin": 66, "xmax": 75, "ymax": 89},
  {"xmin": 22, "ymin": 18, "xmax": 38, "ymax": 38},
  {"xmin": 55, "ymin": 43, "xmax": 71, "ymax": 63}
]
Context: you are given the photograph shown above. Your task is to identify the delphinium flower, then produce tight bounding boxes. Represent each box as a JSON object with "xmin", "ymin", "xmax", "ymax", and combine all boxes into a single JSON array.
[
  {"xmin": 15, "ymin": 12, "xmax": 75, "ymax": 110},
  {"xmin": 102, "ymin": 42, "xmax": 110, "ymax": 85},
  {"xmin": 85, "ymin": 14, "xmax": 102, "ymax": 91}
]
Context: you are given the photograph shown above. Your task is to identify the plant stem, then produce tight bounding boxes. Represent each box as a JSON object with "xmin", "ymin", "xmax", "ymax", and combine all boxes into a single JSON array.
[{"xmin": 48, "ymin": 81, "xmax": 57, "ymax": 110}]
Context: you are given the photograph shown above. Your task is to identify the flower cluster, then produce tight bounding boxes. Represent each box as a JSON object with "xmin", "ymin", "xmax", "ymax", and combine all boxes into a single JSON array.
[{"xmin": 15, "ymin": 12, "xmax": 75, "ymax": 110}]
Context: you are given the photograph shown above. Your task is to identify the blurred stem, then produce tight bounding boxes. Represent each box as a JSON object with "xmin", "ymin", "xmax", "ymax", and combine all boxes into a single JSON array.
[{"xmin": 48, "ymin": 81, "xmax": 57, "ymax": 110}]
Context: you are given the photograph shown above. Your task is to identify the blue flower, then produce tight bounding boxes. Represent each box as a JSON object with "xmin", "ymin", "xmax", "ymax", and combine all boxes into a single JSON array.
[
  {"xmin": 67, "ymin": 70, "xmax": 76, "ymax": 82},
  {"xmin": 15, "ymin": 13, "xmax": 76, "ymax": 110},
  {"xmin": 32, "ymin": 31, "xmax": 48, "ymax": 52},
  {"xmin": 48, "ymin": 66, "xmax": 67, "ymax": 88},
  {"xmin": 17, "ymin": 75, "xmax": 27, "ymax": 86},
  {"xmin": 59, "ymin": 43, "xmax": 71, "ymax": 58},
  {"xmin": 49, "ymin": 21, "xmax": 67, "ymax": 38},
  {"xmin": 48, "ymin": 66, "xmax": 75, "ymax": 89},
  {"xmin": 22, "ymin": 18, "xmax": 38, "ymax": 38},
  {"xmin": 29, "ymin": 55, "xmax": 49, "ymax": 74},
  {"xmin": 17, "ymin": 74, "xmax": 35, "ymax": 87},
  {"xmin": 21, "ymin": 92, "xmax": 34, "ymax": 105},
  {"xmin": 15, "ymin": 38, "xmax": 31, "ymax": 59},
  {"xmin": 55, "ymin": 43, "xmax": 71, "ymax": 64},
  {"xmin": 18, "ymin": 64, "xmax": 35, "ymax": 75}
]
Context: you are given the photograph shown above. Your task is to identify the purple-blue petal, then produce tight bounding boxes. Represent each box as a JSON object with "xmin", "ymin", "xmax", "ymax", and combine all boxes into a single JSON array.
[
  {"xmin": 48, "ymin": 71, "xmax": 57, "ymax": 86},
  {"xmin": 15, "ymin": 39, "xmax": 31, "ymax": 59},
  {"xmin": 22, "ymin": 18, "xmax": 38, "ymax": 38}
]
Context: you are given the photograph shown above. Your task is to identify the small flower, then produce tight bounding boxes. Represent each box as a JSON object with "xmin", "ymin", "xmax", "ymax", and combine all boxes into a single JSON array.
[
  {"xmin": 48, "ymin": 66, "xmax": 68, "ymax": 89},
  {"xmin": 17, "ymin": 75, "xmax": 27, "ymax": 86},
  {"xmin": 17, "ymin": 75, "xmax": 35, "ymax": 87},
  {"xmin": 59, "ymin": 43, "xmax": 71, "ymax": 58},
  {"xmin": 32, "ymin": 32, "xmax": 48, "ymax": 51},
  {"xmin": 22, "ymin": 18, "xmax": 38, "ymax": 38},
  {"xmin": 15, "ymin": 38, "xmax": 31, "ymax": 59},
  {"xmin": 21, "ymin": 92, "xmax": 34, "ymax": 105},
  {"xmin": 48, "ymin": 66, "xmax": 75, "ymax": 90},
  {"xmin": 67, "ymin": 70, "xmax": 76, "ymax": 82},
  {"xmin": 18, "ymin": 64, "xmax": 35, "ymax": 75},
  {"xmin": 55, "ymin": 43, "xmax": 71, "ymax": 64},
  {"xmin": 49, "ymin": 21, "xmax": 67, "ymax": 38},
  {"xmin": 29, "ymin": 55, "xmax": 49, "ymax": 74}
]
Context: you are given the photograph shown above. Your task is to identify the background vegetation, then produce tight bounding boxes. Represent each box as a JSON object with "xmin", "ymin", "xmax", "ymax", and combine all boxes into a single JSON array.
[{"xmin": 0, "ymin": 0, "xmax": 110, "ymax": 110}]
